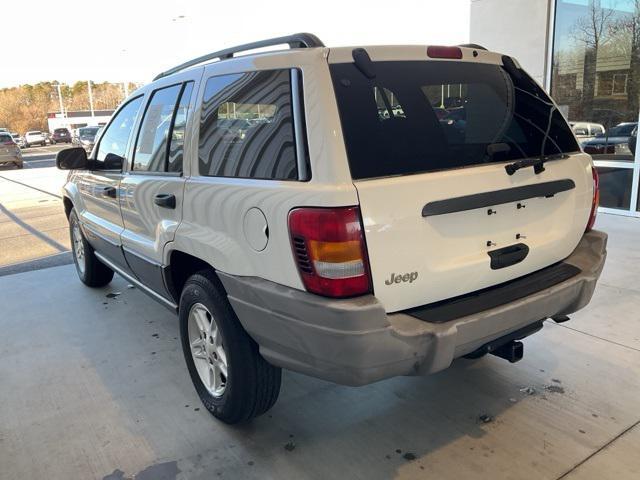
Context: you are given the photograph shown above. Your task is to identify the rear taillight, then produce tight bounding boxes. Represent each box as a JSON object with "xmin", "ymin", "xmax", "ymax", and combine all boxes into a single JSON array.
[
  {"xmin": 427, "ymin": 46, "xmax": 463, "ymax": 59},
  {"xmin": 586, "ymin": 166, "xmax": 599, "ymax": 231},
  {"xmin": 3, "ymin": 141, "xmax": 14, "ymax": 146},
  {"xmin": 288, "ymin": 206, "xmax": 371, "ymax": 298}
]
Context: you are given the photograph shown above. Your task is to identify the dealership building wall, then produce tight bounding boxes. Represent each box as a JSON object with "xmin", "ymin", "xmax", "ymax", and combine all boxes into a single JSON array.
[
  {"xmin": 47, "ymin": 110, "xmax": 114, "ymax": 133},
  {"xmin": 470, "ymin": 0, "xmax": 553, "ymax": 87},
  {"xmin": 471, "ymin": 0, "xmax": 640, "ymax": 217}
]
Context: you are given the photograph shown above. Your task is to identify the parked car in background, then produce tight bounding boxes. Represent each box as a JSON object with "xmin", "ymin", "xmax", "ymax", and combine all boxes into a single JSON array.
[
  {"xmin": 629, "ymin": 126, "xmax": 637, "ymax": 156},
  {"xmin": 72, "ymin": 126, "xmax": 102, "ymax": 152},
  {"xmin": 23, "ymin": 131, "xmax": 46, "ymax": 148},
  {"xmin": 569, "ymin": 122, "xmax": 605, "ymax": 145},
  {"xmin": 57, "ymin": 34, "xmax": 606, "ymax": 425},
  {"xmin": 52, "ymin": 128, "xmax": 72, "ymax": 144},
  {"xmin": 10, "ymin": 132, "xmax": 23, "ymax": 147},
  {"xmin": 0, "ymin": 132, "xmax": 23, "ymax": 168},
  {"xmin": 582, "ymin": 122, "xmax": 638, "ymax": 156}
]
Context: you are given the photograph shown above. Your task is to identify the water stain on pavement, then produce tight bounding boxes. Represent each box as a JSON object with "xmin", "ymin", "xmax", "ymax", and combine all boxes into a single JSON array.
[
  {"xmin": 546, "ymin": 385, "xmax": 565, "ymax": 394},
  {"xmin": 103, "ymin": 461, "xmax": 179, "ymax": 480}
]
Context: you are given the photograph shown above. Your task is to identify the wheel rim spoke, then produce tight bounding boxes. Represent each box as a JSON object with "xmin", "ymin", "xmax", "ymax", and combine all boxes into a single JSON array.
[
  {"xmin": 72, "ymin": 224, "xmax": 86, "ymax": 273},
  {"xmin": 217, "ymin": 358, "xmax": 228, "ymax": 378},
  {"xmin": 187, "ymin": 303, "xmax": 227, "ymax": 397}
]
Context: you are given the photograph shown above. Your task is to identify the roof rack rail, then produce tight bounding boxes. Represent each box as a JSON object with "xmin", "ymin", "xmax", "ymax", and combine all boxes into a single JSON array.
[
  {"xmin": 154, "ymin": 33, "xmax": 325, "ymax": 80},
  {"xmin": 458, "ymin": 43, "xmax": 488, "ymax": 51}
]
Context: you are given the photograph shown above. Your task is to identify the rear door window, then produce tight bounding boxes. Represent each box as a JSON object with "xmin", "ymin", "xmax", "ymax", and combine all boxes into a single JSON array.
[
  {"xmin": 133, "ymin": 84, "xmax": 182, "ymax": 172},
  {"xmin": 167, "ymin": 82, "xmax": 194, "ymax": 173},
  {"xmin": 330, "ymin": 61, "xmax": 579, "ymax": 180}
]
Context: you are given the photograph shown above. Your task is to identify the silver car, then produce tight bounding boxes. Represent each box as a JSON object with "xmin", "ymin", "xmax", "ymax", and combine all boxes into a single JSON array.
[
  {"xmin": 72, "ymin": 126, "xmax": 102, "ymax": 152},
  {"xmin": 0, "ymin": 132, "xmax": 23, "ymax": 168}
]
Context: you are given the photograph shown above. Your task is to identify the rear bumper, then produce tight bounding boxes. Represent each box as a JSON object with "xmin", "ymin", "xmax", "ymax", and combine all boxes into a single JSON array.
[
  {"xmin": 219, "ymin": 230, "xmax": 607, "ymax": 386},
  {"xmin": 0, "ymin": 154, "xmax": 22, "ymax": 164}
]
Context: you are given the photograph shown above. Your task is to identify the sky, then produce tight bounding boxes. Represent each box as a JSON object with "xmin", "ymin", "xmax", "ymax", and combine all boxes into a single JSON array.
[{"xmin": 0, "ymin": 0, "xmax": 470, "ymax": 88}]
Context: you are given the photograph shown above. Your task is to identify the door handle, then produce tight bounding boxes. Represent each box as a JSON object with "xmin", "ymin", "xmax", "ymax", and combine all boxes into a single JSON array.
[
  {"xmin": 154, "ymin": 193, "xmax": 176, "ymax": 209},
  {"xmin": 101, "ymin": 186, "xmax": 117, "ymax": 198}
]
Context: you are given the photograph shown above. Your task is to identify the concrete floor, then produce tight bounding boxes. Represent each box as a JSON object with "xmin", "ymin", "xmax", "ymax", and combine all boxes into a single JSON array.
[
  {"xmin": 0, "ymin": 161, "xmax": 71, "ymax": 268},
  {"xmin": 0, "ymin": 213, "xmax": 638, "ymax": 480}
]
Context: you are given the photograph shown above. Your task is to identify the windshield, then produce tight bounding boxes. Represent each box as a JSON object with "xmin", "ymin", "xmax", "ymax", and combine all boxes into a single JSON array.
[
  {"xmin": 605, "ymin": 124, "xmax": 636, "ymax": 137},
  {"xmin": 79, "ymin": 127, "xmax": 99, "ymax": 140},
  {"xmin": 0, "ymin": 133, "xmax": 13, "ymax": 143},
  {"xmin": 330, "ymin": 60, "xmax": 579, "ymax": 180}
]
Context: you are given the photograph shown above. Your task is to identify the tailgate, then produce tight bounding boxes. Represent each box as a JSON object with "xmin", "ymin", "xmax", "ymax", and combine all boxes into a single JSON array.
[
  {"xmin": 355, "ymin": 155, "xmax": 592, "ymax": 312},
  {"xmin": 328, "ymin": 47, "xmax": 593, "ymax": 312}
]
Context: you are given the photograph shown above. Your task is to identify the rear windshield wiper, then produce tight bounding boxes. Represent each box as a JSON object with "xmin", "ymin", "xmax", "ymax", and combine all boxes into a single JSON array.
[
  {"xmin": 505, "ymin": 103, "xmax": 559, "ymax": 176},
  {"xmin": 505, "ymin": 157, "xmax": 545, "ymax": 175}
]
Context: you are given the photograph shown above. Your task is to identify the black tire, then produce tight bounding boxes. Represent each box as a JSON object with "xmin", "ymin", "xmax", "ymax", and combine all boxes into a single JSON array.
[
  {"xmin": 179, "ymin": 270, "xmax": 281, "ymax": 424},
  {"xmin": 68, "ymin": 208, "xmax": 114, "ymax": 287},
  {"xmin": 15, "ymin": 162, "xmax": 23, "ymax": 169}
]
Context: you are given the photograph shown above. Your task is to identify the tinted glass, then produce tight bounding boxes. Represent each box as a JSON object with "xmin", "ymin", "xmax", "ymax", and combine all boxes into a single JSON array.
[
  {"xmin": 133, "ymin": 84, "xmax": 182, "ymax": 172},
  {"xmin": 79, "ymin": 127, "xmax": 99, "ymax": 139},
  {"xmin": 0, "ymin": 133, "xmax": 13, "ymax": 142},
  {"xmin": 607, "ymin": 123, "xmax": 636, "ymax": 137},
  {"xmin": 596, "ymin": 166, "xmax": 633, "ymax": 209},
  {"xmin": 552, "ymin": 0, "xmax": 640, "ymax": 168},
  {"xmin": 198, "ymin": 70, "xmax": 297, "ymax": 180},
  {"xmin": 167, "ymin": 82, "xmax": 194, "ymax": 173},
  {"xmin": 97, "ymin": 96, "xmax": 143, "ymax": 162},
  {"xmin": 330, "ymin": 61, "xmax": 579, "ymax": 180}
]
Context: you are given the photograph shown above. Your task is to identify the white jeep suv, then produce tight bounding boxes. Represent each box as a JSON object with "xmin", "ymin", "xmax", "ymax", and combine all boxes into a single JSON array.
[
  {"xmin": 24, "ymin": 130, "xmax": 46, "ymax": 147},
  {"xmin": 56, "ymin": 34, "xmax": 607, "ymax": 424}
]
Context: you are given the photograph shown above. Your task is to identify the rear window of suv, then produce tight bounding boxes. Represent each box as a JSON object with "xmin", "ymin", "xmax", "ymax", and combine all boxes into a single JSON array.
[{"xmin": 330, "ymin": 60, "xmax": 579, "ymax": 180}]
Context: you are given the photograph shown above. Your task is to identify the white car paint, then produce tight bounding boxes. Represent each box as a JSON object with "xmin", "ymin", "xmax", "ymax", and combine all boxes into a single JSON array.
[
  {"xmin": 63, "ymin": 43, "xmax": 595, "ymax": 314},
  {"xmin": 24, "ymin": 131, "xmax": 46, "ymax": 147}
]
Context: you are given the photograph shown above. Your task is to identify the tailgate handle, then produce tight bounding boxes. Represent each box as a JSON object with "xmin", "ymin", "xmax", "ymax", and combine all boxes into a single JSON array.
[{"xmin": 488, "ymin": 243, "xmax": 529, "ymax": 270}]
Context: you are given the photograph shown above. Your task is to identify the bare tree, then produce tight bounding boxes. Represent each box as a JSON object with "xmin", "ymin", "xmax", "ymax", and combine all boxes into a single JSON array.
[
  {"xmin": 571, "ymin": 0, "xmax": 616, "ymax": 119},
  {"xmin": 0, "ymin": 80, "xmax": 141, "ymax": 133},
  {"xmin": 609, "ymin": 0, "xmax": 640, "ymax": 115}
]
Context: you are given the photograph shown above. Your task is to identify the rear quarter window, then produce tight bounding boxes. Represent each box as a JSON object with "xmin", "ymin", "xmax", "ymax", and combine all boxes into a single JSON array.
[
  {"xmin": 198, "ymin": 69, "xmax": 298, "ymax": 180},
  {"xmin": 330, "ymin": 60, "xmax": 579, "ymax": 180}
]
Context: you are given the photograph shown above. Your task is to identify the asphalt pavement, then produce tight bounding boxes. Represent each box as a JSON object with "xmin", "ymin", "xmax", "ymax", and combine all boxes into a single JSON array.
[{"xmin": 0, "ymin": 144, "xmax": 72, "ymax": 272}]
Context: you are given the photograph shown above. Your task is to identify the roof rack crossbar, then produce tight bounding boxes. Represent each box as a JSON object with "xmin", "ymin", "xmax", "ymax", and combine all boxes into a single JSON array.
[{"xmin": 154, "ymin": 32, "xmax": 324, "ymax": 80}]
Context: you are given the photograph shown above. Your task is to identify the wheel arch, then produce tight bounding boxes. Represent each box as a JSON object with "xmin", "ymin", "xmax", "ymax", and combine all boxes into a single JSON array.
[
  {"xmin": 164, "ymin": 249, "xmax": 223, "ymax": 303},
  {"xmin": 63, "ymin": 195, "xmax": 73, "ymax": 218}
]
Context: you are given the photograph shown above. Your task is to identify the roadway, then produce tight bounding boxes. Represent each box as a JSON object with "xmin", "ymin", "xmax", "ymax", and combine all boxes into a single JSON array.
[{"xmin": 0, "ymin": 144, "xmax": 72, "ymax": 272}]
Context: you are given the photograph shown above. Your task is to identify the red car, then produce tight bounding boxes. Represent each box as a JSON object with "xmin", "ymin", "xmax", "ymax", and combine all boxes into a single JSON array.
[{"xmin": 52, "ymin": 128, "xmax": 72, "ymax": 144}]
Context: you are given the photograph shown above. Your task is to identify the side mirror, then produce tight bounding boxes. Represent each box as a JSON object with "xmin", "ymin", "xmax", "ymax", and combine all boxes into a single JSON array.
[
  {"xmin": 103, "ymin": 153, "xmax": 124, "ymax": 170},
  {"xmin": 56, "ymin": 147, "xmax": 88, "ymax": 170}
]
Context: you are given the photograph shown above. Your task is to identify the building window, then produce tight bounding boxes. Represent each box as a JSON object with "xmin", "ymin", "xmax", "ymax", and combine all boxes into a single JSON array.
[{"xmin": 551, "ymin": 0, "xmax": 640, "ymax": 213}]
